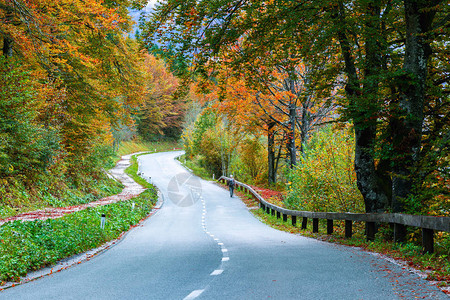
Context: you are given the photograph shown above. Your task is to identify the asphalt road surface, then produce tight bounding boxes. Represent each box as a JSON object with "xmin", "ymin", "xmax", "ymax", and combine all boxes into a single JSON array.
[{"xmin": 1, "ymin": 151, "xmax": 447, "ymax": 299}]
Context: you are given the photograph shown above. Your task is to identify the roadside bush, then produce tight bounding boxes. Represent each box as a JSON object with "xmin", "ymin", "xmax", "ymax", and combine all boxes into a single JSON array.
[{"xmin": 284, "ymin": 125, "xmax": 364, "ymax": 213}]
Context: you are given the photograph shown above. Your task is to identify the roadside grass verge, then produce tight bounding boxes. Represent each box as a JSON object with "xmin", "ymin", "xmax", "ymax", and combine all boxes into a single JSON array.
[
  {"xmin": 226, "ymin": 183, "xmax": 450, "ymax": 289},
  {"xmin": 125, "ymin": 154, "xmax": 152, "ymax": 188}
]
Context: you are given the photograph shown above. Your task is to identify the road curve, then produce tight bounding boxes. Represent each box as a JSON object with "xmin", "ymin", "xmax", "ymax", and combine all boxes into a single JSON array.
[{"xmin": 1, "ymin": 151, "xmax": 447, "ymax": 299}]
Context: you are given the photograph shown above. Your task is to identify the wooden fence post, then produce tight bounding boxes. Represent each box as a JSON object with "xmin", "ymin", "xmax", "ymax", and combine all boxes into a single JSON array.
[
  {"xmin": 292, "ymin": 215, "xmax": 297, "ymax": 227},
  {"xmin": 366, "ymin": 222, "xmax": 376, "ymax": 241},
  {"xmin": 313, "ymin": 218, "xmax": 319, "ymax": 233},
  {"xmin": 327, "ymin": 219, "xmax": 333, "ymax": 235},
  {"xmin": 422, "ymin": 228, "xmax": 434, "ymax": 254},
  {"xmin": 229, "ymin": 178, "xmax": 449, "ymax": 254},
  {"xmin": 345, "ymin": 220, "xmax": 352, "ymax": 238},
  {"xmin": 301, "ymin": 217, "xmax": 307, "ymax": 229},
  {"xmin": 394, "ymin": 223, "xmax": 407, "ymax": 243}
]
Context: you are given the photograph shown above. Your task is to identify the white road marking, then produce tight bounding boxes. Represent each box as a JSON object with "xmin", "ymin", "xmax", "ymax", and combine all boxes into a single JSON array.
[
  {"xmin": 199, "ymin": 198, "xmax": 228, "ymax": 281},
  {"xmin": 210, "ymin": 269, "xmax": 223, "ymax": 276},
  {"xmin": 183, "ymin": 289, "xmax": 204, "ymax": 300}
]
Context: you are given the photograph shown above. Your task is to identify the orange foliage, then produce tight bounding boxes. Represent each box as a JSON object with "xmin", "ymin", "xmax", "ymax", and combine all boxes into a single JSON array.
[{"xmin": 1, "ymin": 0, "xmax": 148, "ymax": 161}]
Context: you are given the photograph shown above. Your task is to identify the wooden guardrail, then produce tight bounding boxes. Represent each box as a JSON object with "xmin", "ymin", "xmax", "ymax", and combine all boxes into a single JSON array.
[{"xmin": 219, "ymin": 176, "xmax": 450, "ymax": 254}]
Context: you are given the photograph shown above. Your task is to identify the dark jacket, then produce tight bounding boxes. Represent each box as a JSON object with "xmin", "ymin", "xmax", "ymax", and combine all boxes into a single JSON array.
[{"xmin": 228, "ymin": 178, "xmax": 235, "ymax": 187}]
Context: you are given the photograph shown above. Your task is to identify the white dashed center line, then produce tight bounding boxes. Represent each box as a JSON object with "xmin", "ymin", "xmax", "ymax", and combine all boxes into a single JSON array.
[
  {"xmin": 184, "ymin": 194, "xmax": 231, "ymax": 300},
  {"xmin": 183, "ymin": 289, "xmax": 204, "ymax": 300},
  {"xmin": 210, "ymin": 269, "xmax": 224, "ymax": 276}
]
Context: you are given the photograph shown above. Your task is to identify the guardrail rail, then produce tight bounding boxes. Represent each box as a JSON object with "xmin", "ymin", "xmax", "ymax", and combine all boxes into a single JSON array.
[{"xmin": 219, "ymin": 176, "xmax": 450, "ymax": 254}]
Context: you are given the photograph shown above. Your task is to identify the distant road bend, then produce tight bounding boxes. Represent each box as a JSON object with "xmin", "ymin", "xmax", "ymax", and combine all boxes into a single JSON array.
[{"xmin": 1, "ymin": 151, "xmax": 447, "ymax": 299}]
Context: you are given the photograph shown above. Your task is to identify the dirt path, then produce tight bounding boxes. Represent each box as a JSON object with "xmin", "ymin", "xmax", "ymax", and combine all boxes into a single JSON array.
[{"xmin": 0, "ymin": 153, "xmax": 146, "ymax": 226}]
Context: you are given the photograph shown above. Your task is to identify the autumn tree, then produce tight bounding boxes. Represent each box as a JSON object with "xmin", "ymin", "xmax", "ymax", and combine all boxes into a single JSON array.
[{"xmin": 137, "ymin": 54, "xmax": 187, "ymax": 141}]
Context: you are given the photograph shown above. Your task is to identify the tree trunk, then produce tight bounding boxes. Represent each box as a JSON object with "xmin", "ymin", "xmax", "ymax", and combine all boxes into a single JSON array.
[
  {"xmin": 268, "ymin": 121, "xmax": 276, "ymax": 184},
  {"xmin": 219, "ymin": 132, "xmax": 227, "ymax": 176},
  {"xmin": 299, "ymin": 102, "xmax": 310, "ymax": 155},
  {"xmin": 287, "ymin": 101, "xmax": 297, "ymax": 168},
  {"xmin": 1, "ymin": 7, "xmax": 14, "ymax": 58},
  {"xmin": 2, "ymin": 36, "xmax": 13, "ymax": 57},
  {"xmin": 354, "ymin": 125, "xmax": 389, "ymax": 213},
  {"xmin": 390, "ymin": 0, "xmax": 437, "ymax": 212},
  {"xmin": 285, "ymin": 75, "xmax": 297, "ymax": 168},
  {"xmin": 333, "ymin": 2, "xmax": 390, "ymax": 213}
]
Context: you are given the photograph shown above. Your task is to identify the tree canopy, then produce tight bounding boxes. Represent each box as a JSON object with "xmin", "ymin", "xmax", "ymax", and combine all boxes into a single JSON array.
[{"xmin": 143, "ymin": 0, "xmax": 449, "ymax": 214}]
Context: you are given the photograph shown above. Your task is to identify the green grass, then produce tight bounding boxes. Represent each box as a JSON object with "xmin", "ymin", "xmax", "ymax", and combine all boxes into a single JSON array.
[
  {"xmin": 0, "ymin": 139, "xmax": 173, "ymax": 219},
  {"xmin": 125, "ymin": 153, "xmax": 154, "ymax": 188},
  {"xmin": 0, "ymin": 139, "xmax": 179, "ymax": 219}
]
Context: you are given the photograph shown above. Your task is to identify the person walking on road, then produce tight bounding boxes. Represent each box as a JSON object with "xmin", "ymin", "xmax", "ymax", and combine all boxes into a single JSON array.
[{"xmin": 228, "ymin": 175, "xmax": 236, "ymax": 197}]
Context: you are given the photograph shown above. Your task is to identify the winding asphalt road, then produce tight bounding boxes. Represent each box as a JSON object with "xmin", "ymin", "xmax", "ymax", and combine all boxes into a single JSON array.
[{"xmin": 1, "ymin": 151, "xmax": 447, "ymax": 299}]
